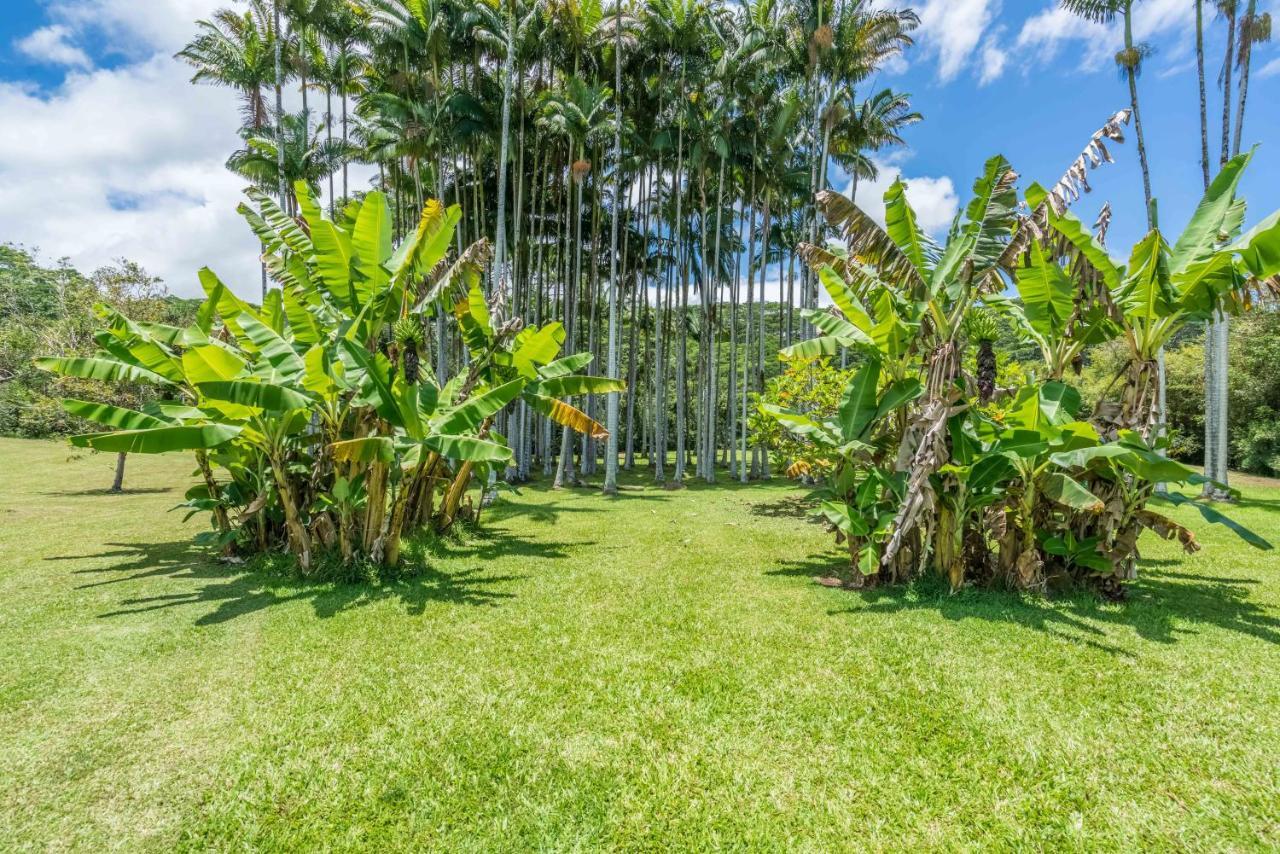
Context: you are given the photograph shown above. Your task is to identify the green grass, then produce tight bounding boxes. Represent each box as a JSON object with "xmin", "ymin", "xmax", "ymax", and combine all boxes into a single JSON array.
[{"xmin": 2, "ymin": 436, "xmax": 1279, "ymax": 851}]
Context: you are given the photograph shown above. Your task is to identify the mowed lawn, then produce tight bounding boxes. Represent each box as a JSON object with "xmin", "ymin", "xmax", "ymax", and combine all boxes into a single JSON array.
[{"xmin": 1, "ymin": 437, "xmax": 1278, "ymax": 851}]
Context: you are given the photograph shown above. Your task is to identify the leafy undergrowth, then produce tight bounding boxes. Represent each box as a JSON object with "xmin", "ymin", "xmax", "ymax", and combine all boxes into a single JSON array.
[{"xmin": 2, "ymin": 437, "xmax": 1278, "ymax": 850}]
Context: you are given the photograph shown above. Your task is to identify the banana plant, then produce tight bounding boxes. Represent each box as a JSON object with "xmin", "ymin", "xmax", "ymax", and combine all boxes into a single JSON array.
[
  {"xmin": 37, "ymin": 181, "xmax": 625, "ymax": 572},
  {"xmin": 762, "ymin": 114, "xmax": 1274, "ymax": 593}
]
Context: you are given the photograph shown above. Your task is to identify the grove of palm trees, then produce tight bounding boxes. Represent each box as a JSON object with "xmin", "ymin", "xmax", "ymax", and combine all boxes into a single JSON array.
[{"xmin": 3, "ymin": 0, "xmax": 1280, "ymax": 848}]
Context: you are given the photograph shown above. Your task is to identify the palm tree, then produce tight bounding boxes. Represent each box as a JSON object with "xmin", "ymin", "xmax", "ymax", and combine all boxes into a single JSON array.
[
  {"xmin": 178, "ymin": 0, "xmax": 284, "ymax": 298},
  {"xmin": 273, "ymin": 0, "xmax": 288, "ymax": 226},
  {"xmin": 1231, "ymin": 0, "xmax": 1272, "ymax": 156},
  {"xmin": 226, "ymin": 111, "xmax": 348, "ymax": 212},
  {"xmin": 316, "ymin": 0, "xmax": 366, "ymax": 202},
  {"xmin": 227, "ymin": 0, "xmax": 924, "ymax": 476},
  {"xmin": 1204, "ymin": 0, "xmax": 1271, "ymax": 497},
  {"xmin": 1060, "ymin": 0, "xmax": 1168, "ymax": 486},
  {"xmin": 828, "ymin": 87, "xmax": 921, "ymax": 200},
  {"xmin": 1196, "ymin": 0, "xmax": 1211, "ymax": 190},
  {"xmin": 603, "ymin": 0, "xmax": 625, "ymax": 495},
  {"xmin": 177, "ymin": 1, "xmax": 276, "ymax": 130},
  {"xmin": 1060, "ymin": 0, "xmax": 1154, "ymax": 227}
]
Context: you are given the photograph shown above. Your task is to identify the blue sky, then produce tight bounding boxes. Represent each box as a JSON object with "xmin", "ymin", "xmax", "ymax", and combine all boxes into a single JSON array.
[{"xmin": 1, "ymin": 0, "xmax": 1278, "ymax": 299}]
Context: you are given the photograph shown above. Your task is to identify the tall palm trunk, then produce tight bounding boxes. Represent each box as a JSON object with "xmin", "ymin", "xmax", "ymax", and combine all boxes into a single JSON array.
[
  {"xmin": 706, "ymin": 151, "xmax": 727, "ymax": 483},
  {"xmin": 1198, "ymin": 0, "xmax": 1222, "ymax": 496},
  {"xmin": 555, "ymin": 143, "xmax": 583, "ymax": 489},
  {"xmin": 741, "ymin": 168, "xmax": 758, "ymax": 483},
  {"xmin": 757, "ymin": 191, "xmax": 772, "ymax": 479},
  {"xmin": 1207, "ymin": 0, "xmax": 1240, "ymax": 497},
  {"xmin": 652, "ymin": 147, "xmax": 666, "ymax": 482},
  {"xmin": 603, "ymin": 3, "xmax": 623, "ymax": 495},
  {"xmin": 1197, "ymin": 0, "xmax": 1211, "ymax": 189},
  {"xmin": 672, "ymin": 74, "xmax": 688, "ymax": 485},
  {"xmin": 1232, "ymin": 0, "xmax": 1260, "ymax": 158},
  {"xmin": 728, "ymin": 196, "xmax": 740, "ymax": 478},
  {"xmin": 1221, "ymin": 1, "xmax": 1238, "ymax": 167},
  {"xmin": 271, "ymin": 0, "xmax": 286, "ymax": 298},
  {"xmin": 341, "ymin": 46, "xmax": 349, "ymax": 201},
  {"xmin": 1117, "ymin": 3, "xmax": 1166, "ymax": 486},
  {"xmin": 1122, "ymin": 6, "xmax": 1154, "ymax": 230}
]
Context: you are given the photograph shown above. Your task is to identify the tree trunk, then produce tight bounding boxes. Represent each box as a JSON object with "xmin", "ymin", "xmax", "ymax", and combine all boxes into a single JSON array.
[
  {"xmin": 672, "ymin": 98, "xmax": 688, "ymax": 485},
  {"xmin": 273, "ymin": 1, "xmax": 287, "ymax": 227},
  {"xmin": 1123, "ymin": 9, "xmax": 1154, "ymax": 231},
  {"xmin": 741, "ymin": 179, "xmax": 757, "ymax": 483},
  {"xmin": 270, "ymin": 455, "xmax": 312, "ymax": 573},
  {"xmin": 110, "ymin": 452, "xmax": 127, "ymax": 493},
  {"xmin": 1221, "ymin": 3, "xmax": 1237, "ymax": 167},
  {"xmin": 1232, "ymin": 0, "xmax": 1258, "ymax": 158},
  {"xmin": 603, "ymin": 5, "xmax": 623, "ymax": 495},
  {"xmin": 1196, "ymin": 0, "xmax": 1211, "ymax": 189}
]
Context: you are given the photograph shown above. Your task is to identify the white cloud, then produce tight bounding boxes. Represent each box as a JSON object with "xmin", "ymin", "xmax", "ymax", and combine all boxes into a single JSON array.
[
  {"xmin": 1016, "ymin": 0, "xmax": 1196, "ymax": 73},
  {"xmin": 1016, "ymin": 7, "xmax": 1115, "ymax": 70},
  {"xmin": 1131, "ymin": 0, "xmax": 1195, "ymax": 41},
  {"xmin": 3, "ymin": 0, "xmax": 378, "ymax": 301},
  {"xmin": 848, "ymin": 162, "xmax": 960, "ymax": 237},
  {"xmin": 44, "ymin": 0, "xmax": 223, "ymax": 56},
  {"xmin": 978, "ymin": 37, "xmax": 1008, "ymax": 86},
  {"xmin": 1258, "ymin": 56, "xmax": 1280, "ymax": 80},
  {"xmin": 14, "ymin": 25, "xmax": 92, "ymax": 69},
  {"xmin": 916, "ymin": 0, "xmax": 1002, "ymax": 83},
  {"xmin": 0, "ymin": 57, "xmax": 263, "ymax": 298}
]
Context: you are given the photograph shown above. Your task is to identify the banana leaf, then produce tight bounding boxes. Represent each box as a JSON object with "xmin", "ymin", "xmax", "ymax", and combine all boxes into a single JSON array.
[
  {"xmin": 69, "ymin": 424, "xmax": 241, "ymax": 454},
  {"xmin": 423, "ymin": 433, "xmax": 513, "ymax": 463},
  {"xmin": 196, "ymin": 380, "xmax": 311, "ymax": 413},
  {"xmin": 435, "ymin": 379, "xmax": 524, "ymax": 435},
  {"xmin": 35, "ymin": 356, "xmax": 172, "ymax": 386},
  {"xmin": 61, "ymin": 400, "xmax": 171, "ymax": 430}
]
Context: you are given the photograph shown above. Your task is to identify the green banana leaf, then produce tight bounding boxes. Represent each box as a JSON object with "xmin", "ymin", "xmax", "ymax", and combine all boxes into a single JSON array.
[
  {"xmin": 779, "ymin": 335, "xmax": 850, "ymax": 360},
  {"xmin": 35, "ymin": 356, "xmax": 172, "ymax": 386},
  {"xmin": 1042, "ymin": 472, "xmax": 1103, "ymax": 513},
  {"xmin": 837, "ymin": 361, "xmax": 880, "ymax": 442},
  {"xmin": 530, "ymin": 375, "xmax": 625, "ymax": 397},
  {"xmin": 69, "ymin": 424, "xmax": 241, "ymax": 454},
  {"xmin": 538, "ymin": 352, "xmax": 594, "ymax": 379},
  {"xmin": 350, "ymin": 191, "xmax": 392, "ymax": 299},
  {"xmin": 1170, "ymin": 149, "xmax": 1252, "ymax": 274},
  {"xmin": 61, "ymin": 399, "xmax": 171, "ymax": 430},
  {"xmin": 1160, "ymin": 492, "xmax": 1272, "ymax": 550},
  {"xmin": 423, "ymin": 433, "xmax": 513, "ymax": 463},
  {"xmin": 435, "ymin": 379, "xmax": 524, "ymax": 435},
  {"xmin": 236, "ymin": 312, "xmax": 305, "ymax": 379},
  {"xmin": 883, "ymin": 179, "xmax": 936, "ymax": 279},
  {"xmin": 196, "ymin": 380, "xmax": 311, "ymax": 413}
]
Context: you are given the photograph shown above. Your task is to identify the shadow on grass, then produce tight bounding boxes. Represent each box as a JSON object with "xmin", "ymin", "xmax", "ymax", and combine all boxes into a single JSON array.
[
  {"xmin": 1235, "ymin": 496, "xmax": 1280, "ymax": 515},
  {"xmin": 750, "ymin": 496, "xmax": 820, "ymax": 521},
  {"xmin": 49, "ymin": 527, "xmax": 579, "ymax": 623},
  {"xmin": 769, "ymin": 555, "xmax": 1280, "ymax": 654},
  {"xmin": 39, "ymin": 487, "xmax": 175, "ymax": 497}
]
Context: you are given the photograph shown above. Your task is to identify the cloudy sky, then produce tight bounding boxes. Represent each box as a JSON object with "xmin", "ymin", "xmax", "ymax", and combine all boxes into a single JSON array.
[{"xmin": 2, "ymin": 0, "xmax": 1278, "ymax": 300}]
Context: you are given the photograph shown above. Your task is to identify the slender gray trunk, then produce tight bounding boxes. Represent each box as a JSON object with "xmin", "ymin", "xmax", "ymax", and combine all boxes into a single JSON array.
[
  {"xmin": 110, "ymin": 452, "xmax": 126, "ymax": 493},
  {"xmin": 604, "ymin": 6, "xmax": 623, "ymax": 494}
]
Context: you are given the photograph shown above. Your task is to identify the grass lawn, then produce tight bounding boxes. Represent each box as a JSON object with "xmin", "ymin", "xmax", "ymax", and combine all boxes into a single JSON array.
[{"xmin": 2, "ymin": 436, "xmax": 1279, "ymax": 851}]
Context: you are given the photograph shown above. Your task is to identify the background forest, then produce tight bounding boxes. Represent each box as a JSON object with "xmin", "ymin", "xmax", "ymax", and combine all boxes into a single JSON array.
[{"xmin": 3, "ymin": 0, "xmax": 1278, "ymax": 483}]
